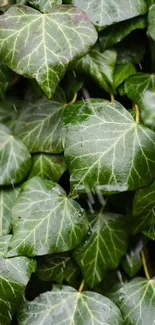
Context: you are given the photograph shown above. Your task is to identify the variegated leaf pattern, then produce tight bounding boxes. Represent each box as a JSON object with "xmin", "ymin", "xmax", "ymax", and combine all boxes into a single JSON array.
[
  {"xmin": 0, "ymin": 5, "xmax": 97, "ymax": 98},
  {"xmin": 17, "ymin": 285, "xmax": 124, "ymax": 325},
  {"xmin": 28, "ymin": 0, "xmax": 62, "ymax": 13},
  {"xmin": 63, "ymin": 99, "xmax": 155, "ymax": 194},
  {"xmin": 7, "ymin": 176, "xmax": 89, "ymax": 257},
  {"xmin": 0, "ymin": 123, "xmax": 32, "ymax": 185},
  {"xmin": 0, "ymin": 234, "xmax": 12, "ymax": 256},
  {"xmin": 73, "ymin": 213, "xmax": 128, "ymax": 287}
]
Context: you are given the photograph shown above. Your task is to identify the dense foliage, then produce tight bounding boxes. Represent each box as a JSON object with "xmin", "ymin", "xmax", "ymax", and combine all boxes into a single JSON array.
[{"xmin": 1, "ymin": 0, "xmax": 155, "ymax": 324}]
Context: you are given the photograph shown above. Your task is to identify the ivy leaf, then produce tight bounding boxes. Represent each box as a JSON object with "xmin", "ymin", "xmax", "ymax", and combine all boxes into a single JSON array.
[
  {"xmin": 36, "ymin": 252, "xmax": 79, "ymax": 284},
  {"xmin": 0, "ymin": 98, "xmax": 22, "ymax": 129},
  {"xmin": 0, "ymin": 187, "xmax": 20, "ymax": 236},
  {"xmin": 121, "ymin": 238, "xmax": 143, "ymax": 277},
  {"xmin": 0, "ymin": 251, "xmax": 36, "ymax": 325},
  {"xmin": 0, "ymin": 235, "xmax": 12, "ymax": 256},
  {"xmin": 73, "ymin": 213, "xmax": 128, "ymax": 288},
  {"xmin": 113, "ymin": 62, "xmax": 136, "ymax": 90},
  {"xmin": 0, "ymin": 64, "xmax": 13, "ymax": 99},
  {"xmin": 63, "ymin": 99, "xmax": 155, "ymax": 194},
  {"xmin": 133, "ymin": 181, "xmax": 155, "ymax": 233},
  {"xmin": 0, "ymin": 5, "xmax": 97, "ymax": 98},
  {"xmin": 109, "ymin": 277, "xmax": 155, "ymax": 325},
  {"xmin": 0, "ymin": 123, "xmax": 32, "ymax": 185},
  {"xmin": 7, "ymin": 176, "xmax": 89, "ymax": 257},
  {"xmin": 17, "ymin": 285, "xmax": 124, "ymax": 325},
  {"xmin": 72, "ymin": 47, "xmax": 117, "ymax": 94},
  {"xmin": 28, "ymin": 0, "xmax": 62, "ymax": 13},
  {"xmin": 148, "ymin": 4, "xmax": 155, "ymax": 42},
  {"xmin": 14, "ymin": 95, "xmax": 66, "ymax": 153},
  {"xmin": 28, "ymin": 154, "xmax": 67, "ymax": 182},
  {"xmin": 68, "ymin": 0, "xmax": 147, "ymax": 29},
  {"xmin": 99, "ymin": 16, "xmax": 147, "ymax": 51}
]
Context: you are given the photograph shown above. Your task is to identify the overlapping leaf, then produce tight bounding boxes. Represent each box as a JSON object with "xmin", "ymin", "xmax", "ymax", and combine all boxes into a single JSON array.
[
  {"xmin": 121, "ymin": 238, "xmax": 143, "ymax": 277},
  {"xmin": 0, "ymin": 235, "xmax": 12, "ymax": 256},
  {"xmin": 0, "ymin": 63, "xmax": 12, "ymax": 99},
  {"xmin": 28, "ymin": 0, "xmax": 62, "ymax": 13},
  {"xmin": 125, "ymin": 73, "xmax": 155, "ymax": 105},
  {"xmin": 0, "ymin": 98, "xmax": 22, "ymax": 129},
  {"xmin": 0, "ymin": 5, "xmax": 97, "ymax": 98},
  {"xmin": 7, "ymin": 176, "xmax": 89, "ymax": 257},
  {"xmin": 0, "ymin": 187, "xmax": 20, "ymax": 236},
  {"xmin": 0, "ymin": 123, "xmax": 32, "ymax": 185},
  {"xmin": 113, "ymin": 63, "xmax": 136, "ymax": 90},
  {"xmin": 73, "ymin": 213, "xmax": 128, "ymax": 287},
  {"xmin": 63, "ymin": 99, "xmax": 155, "ymax": 194},
  {"xmin": 17, "ymin": 285, "xmax": 123, "ymax": 325},
  {"xmin": 148, "ymin": 4, "xmax": 155, "ymax": 42}
]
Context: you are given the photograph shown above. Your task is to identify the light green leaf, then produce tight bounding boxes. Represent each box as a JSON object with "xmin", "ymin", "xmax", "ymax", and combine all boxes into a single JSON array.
[
  {"xmin": 0, "ymin": 63, "xmax": 12, "ymax": 99},
  {"xmin": 0, "ymin": 5, "xmax": 97, "ymax": 98},
  {"xmin": 28, "ymin": 0, "xmax": 62, "ymax": 13},
  {"xmin": 14, "ymin": 95, "xmax": 66, "ymax": 153},
  {"xmin": 68, "ymin": 0, "xmax": 147, "ymax": 28},
  {"xmin": 73, "ymin": 213, "xmax": 128, "ymax": 288},
  {"xmin": 109, "ymin": 277, "xmax": 155, "ymax": 325},
  {"xmin": 148, "ymin": 4, "xmax": 155, "ymax": 42},
  {"xmin": 99, "ymin": 16, "xmax": 147, "ymax": 51},
  {"xmin": 72, "ymin": 47, "xmax": 117, "ymax": 94},
  {"xmin": 0, "ymin": 187, "xmax": 20, "ymax": 236},
  {"xmin": 0, "ymin": 123, "xmax": 32, "ymax": 185},
  {"xmin": 0, "ymin": 255, "xmax": 36, "ymax": 325},
  {"xmin": 36, "ymin": 252, "xmax": 79, "ymax": 284},
  {"xmin": 28, "ymin": 154, "xmax": 66, "ymax": 181},
  {"xmin": 7, "ymin": 176, "xmax": 89, "ymax": 257},
  {"xmin": 113, "ymin": 63, "xmax": 136, "ymax": 90},
  {"xmin": 17, "ymin": 285, "xmax": 123, "ymax": 325},
  {"xmin": 63, "ymin": 99, "xmax": 155, "ymax": 194},
  {"xmin": 0, "ymin": 235, "xmax": 12, "ymax": 256}
]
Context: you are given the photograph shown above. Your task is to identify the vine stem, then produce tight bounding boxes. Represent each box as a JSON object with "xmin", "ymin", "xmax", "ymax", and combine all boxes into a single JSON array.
[
  {"xmin": 69, "ymin": 92, "xmax": 77, "ymax": 105},
  {"xmin": 110, "ymin": 94, "xmax": 114, "ymax": 103},
  {"xmin": 141, "ymin": 249, "xmax": 151, "ymax": 281},
  {"xmin": 78, "ymin": 280, "xmax": 85, "ymax": 293},
  {"xmin": 98, "ymin": 198, "xmax": 108, "ymax": 216},
  {"xmin": 135, "ymin": 104, "xmax": 140, "ymax": 124}
]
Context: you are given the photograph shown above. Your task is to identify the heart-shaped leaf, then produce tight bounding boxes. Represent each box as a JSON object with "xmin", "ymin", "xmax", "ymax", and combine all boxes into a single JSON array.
[
  {"xmin": 0, "ymin": 187, "xmax": 20, "ymax": 236},
  {"xmin": 63, "ymin": 99, "xmax": 155, "ymax": 194},
  {"xmin": 73, "ymin": 212, "xmax": 128, "ymax": 287},
  {"xmin": 0, "ymin": 5, "xmax": 97, "ymax": 98},
  {"xmin": 7, "ymin": 176, "xmax": 89, "ymax": 257},
  {"xmin": 28, "ymin": 0, "xmax": 62, "ymax": 13},
  {"xmin": 0, "ymin": 123, "xmax": 32, "ymax": 185},
  {"xmin": 17, "ymin": 285, "xmax": 124, "ymax": 325}
]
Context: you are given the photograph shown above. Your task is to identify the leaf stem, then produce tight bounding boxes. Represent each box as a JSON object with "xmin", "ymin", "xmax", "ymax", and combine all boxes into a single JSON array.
[
  {"xmin": 110, "ymin": 94, "xmax": 114, "ymax": 103},
  {"xmin": 141, "ymin": 249, "xmax": 151, "ymax": 281},
  {"xmin": 135, "ymin": 104, "xmax": 140, "ymax": 124},
  {"xmin": 78, "ymin": 280, "xmax": 85, "ymax": 293},
  {"xmin": 68, "ymin": 92, "xmax": 77, "ymax": 105},
  {"xmin": 98, "ymin": 198, "xmax": 108, "ymax": 216}
]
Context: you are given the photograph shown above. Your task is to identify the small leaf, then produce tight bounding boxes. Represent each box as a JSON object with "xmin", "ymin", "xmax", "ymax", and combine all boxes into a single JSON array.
[
  {"xmin": 113, "ymin": 63, "xmax": 136, "ymax": 90},
  {"xmin": 7, "ymin": 176, "xmax": 89, "ymax": 257},
  {"xmin": 0, "ymin": 5, "xmax": 97, "ymax": 98},
  {"xmin": 28, "ymin": 0, "xmax": 62, "ymax": 13},
  {"xmin": 116, "ymin": 33, "xmax": 146, "ymax": 65},
  {"xmin": 63, "ymin": 99, "xmax": 155, "ymax": 194},
  {"xmin": 28, "ymin": 154, "xmax": 67, "ymax": 181},
  {"xmin": 0, "ymin": 123, "xmax": 32, "ymax": 185},
  {"xmin": 0, "ymin": 63, "xmax": 13, "ymax": 99},
  {"xmin": 0, "ymin": 98, "xmax": 22, "ymax": 129},
  {"xmin": 36, "ymin": 252, "xmax": 79, "ymax": 284},
  {"xmin": 17, "ymin": 285, "xmax": 124, "ymax": 325},
  {"xmin": 73, "ymin": 213, "xmax": 128, "ymax": 288},
  {"xmin": 121, "ymin": 238, "xmax": 143, "ymax": 277},
  {"xmin": 0, "ymin": 187, "xmax": 20, "ymax": 236},
  {"xmin": 0, "ymin": 235, "xmax": 12, "ymax": 256}
]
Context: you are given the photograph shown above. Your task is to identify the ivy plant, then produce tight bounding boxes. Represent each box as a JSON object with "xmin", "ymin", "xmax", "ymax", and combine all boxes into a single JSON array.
[{"xmin": 1, "ymin": 0, "xmax": 155, "ymax": 324}]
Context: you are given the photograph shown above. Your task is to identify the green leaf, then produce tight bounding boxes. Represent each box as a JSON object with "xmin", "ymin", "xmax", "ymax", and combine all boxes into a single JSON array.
[
  {"xmin": 133, "ymin": 181, "xmax": 155, "ymax": 233},
  {"xmin": 62, "ymin": 71, "xmax": 84, "ymax": 103},
  {"xmin": 28, "ymin": 0, "xmax": 62, "ymax": 13},
  {"xmin": 0, "ymin": 98, "xmax": 22, "ymax": 129},
  {"xmin": 28, "ymin": 154, "xmax": 67, "ymax": 181},
  {"xmin": 17, "ymin": 285, "xmax": 124, "ymax": 325},
  {"xmin": 113, "ymin": 62, "xmax": 136, "ymax": 90},
  {"xmin": 99, "ymin": 16, "xmax": 147, "ymax": 52},
  {"xmin": 148, "ymin": 4, "xmax": 155, "ymax": 42},
  {"xmin": 68, "ymin": 0, "xmax": 147, "ymax": 28},
  {"xmin": 7, "ymin": 176, "xmax": 89, "ymax": 257},
  {"xmin": 0, "ymin": 63, "xmax": 13, "ymax": 99},
  {"xmin": 0, "ymin": 123, "xmax": 32, "ymax": 185},
  {"xmin": 0, "ymin": 254, "xmax": 36, "ymax": 325},
  {"xmin": 0, "ymin": 235, "xmax": 12, "ymax": 256},
  {"xmin": 0, "ymin": 187, "xmax": 20, "ymax": 236},
  {"xmin": 36, "ymin": 252, "xmax": 79, "ymax": 284},
  {"xmin": 109, "ymin": 277, "xmax": 155, "ymax": 325},
  {"xmin": 14, "ymin": 95, "xmax": 66, "ymax": 153},
  {"xmin": 121, "ymin": 238, "xmax": 143, "ymax": 277},
  {"xmin": 72, "ymin": 47, "xmax": 117, "ymax": 94},
  {"xmin": 73, "ymin": 212, "xmax": 128, "ymax": 288},
  {"xmin": 63, "ymin": 99, "xmax": 155, "ymax": 194},
  {"xmin": 0, "ymin": 5, "xmax": 97, "ymax": 98}
]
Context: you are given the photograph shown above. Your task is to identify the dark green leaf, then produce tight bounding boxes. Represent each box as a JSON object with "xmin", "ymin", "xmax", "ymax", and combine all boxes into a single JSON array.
[
  {"xmin": 148, "ymin": 4, "xmax": 155, "ymax": 42},
  {"xmin": 28, "ymin": 0, "xmax": 62, "ymax": 13},
  {"xmin": 0, "ymin": 98, "xmax": 22, "ymax": 129},
  {"xmin": 116, "ymin": 33, "xmax": 146, "ymax": 65},
  {"xmin": 125, "ymin": 73, "xmax": 155, "ymax": 105},
  {"xmin": 7, "ymin": 176, "xmax": 89, "ymax": 257},
  {"xmin": 63, "ymin": 99, "xmax": 155, "ymax": 194},
  {"xmin": 73, "ymin": 212, "xmax": 128, "ymax": 288},
  {"xmin": 17, "ymin": 285, "xmax": 124, "ymax": 325},
  {"xmin": 113, "ymin": 63, "xmax": 136, "ymax": 90},
  {"xmin": 0, "ymin": 123, "xmax": 32, "ymax": 185},
  {"xmin": 0, "ymin": 64, "xmax": 13, "ymax": 99},
  {"xmin": 0, "ymin": 5, "xmax": 97, "ymax": 98},
  {"xmin": 121, "ymin": 239, "xmax": 143, "ymax": 277}
]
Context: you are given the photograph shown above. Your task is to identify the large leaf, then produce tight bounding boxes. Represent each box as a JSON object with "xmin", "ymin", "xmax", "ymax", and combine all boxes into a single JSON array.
[
  {"xmin": 73, "ymin": 212, "xmax": 128, "ymax": 288},
  {"xmin": 109, "ymin": 277, "xmax": 155, "ymax": 325},
  {"xmin": 28, "ymin": 154, "xmax": 66, "ymax": 181},
  {"xmin": 14, "ymin": 95, "xmax": 66, "ymax": 153},
  {"xmin": 28, "ymin": 0, "xmax": 62, "ymax": 13},
  {"xmin": 0, "ymin": 5, "xmax": 97, "ymax": 98},
  {"xmin": 63, "ymin": 99, "xmax": 155, "ymax": 194},
  {"xmin": 0, "ymin": 187, "xmax": 20, "ymax": 236},
  {"xmin": 17, "ymin": 285, "xmax": 124, "ymax": 325},
  {"xmin": 0, "ymin": 63, "xmax": 13, "ymax": 99},
  {"xmin": 7, "ymin": 176, "xmax": 89, "ymax": 257},
  {"xmin": 68, "ymin": 0, "xmax": 147, "ymax": 29},
  {"xmin": 0, "ymin": 123, "xmax": 32, "ymax": 185}
]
